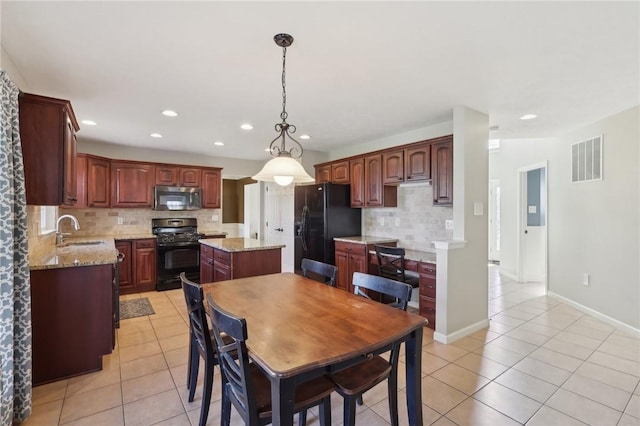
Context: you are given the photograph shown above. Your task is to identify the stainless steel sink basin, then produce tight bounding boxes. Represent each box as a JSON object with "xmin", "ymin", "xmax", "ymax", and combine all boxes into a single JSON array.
[{"xmin": 61, "ymin": 240, "xmax": 105, "ymax": 247}]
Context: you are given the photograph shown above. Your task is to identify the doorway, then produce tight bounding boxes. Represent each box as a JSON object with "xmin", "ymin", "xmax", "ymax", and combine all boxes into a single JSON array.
[
  {"xmin": 517, "ymin": 162, "xmax": 548, "ymax": 285},
  {"xmin": 263, "ymin": 183, "xmax": 295, "ymax": 272}
]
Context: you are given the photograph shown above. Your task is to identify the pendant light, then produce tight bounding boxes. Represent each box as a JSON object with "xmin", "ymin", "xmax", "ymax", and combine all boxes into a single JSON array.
[{"xmin": 252, "ymin": 33, "xmax": 315, "ymax": 186}]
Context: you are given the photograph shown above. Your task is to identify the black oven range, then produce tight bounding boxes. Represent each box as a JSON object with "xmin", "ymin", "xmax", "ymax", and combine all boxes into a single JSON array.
[{"xmin": 152, "ymin": 218, "xmax": 204, "ymax": 291}]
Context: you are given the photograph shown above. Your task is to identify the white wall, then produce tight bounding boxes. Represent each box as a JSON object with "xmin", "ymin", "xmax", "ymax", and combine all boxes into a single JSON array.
[{"xmin": 492, "ymin": 106, "xmax": 639, "ymax": 329}]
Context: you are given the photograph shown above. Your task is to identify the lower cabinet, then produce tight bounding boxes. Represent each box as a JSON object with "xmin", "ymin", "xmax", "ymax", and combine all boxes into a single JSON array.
[
  {"xmin": 31, "ymin": 263, "xmax": 114, "ymax": 385},
  {"xmin": 200, "ymin": 244, "xmax": 281, "ymax": 282},
  {"xmin": 418, "ymin": 262, "xmax": 437, "ymax": 330},
  {"xmin": 334, "ymin": 241, "xmax": 369, "ymax": 293},
  {"xmin": 116, "ymin": 238, "xmax": 157, "ymax": 295},
  {"xmin": 200, "ymin": 245, "xmax": 214, "ymax": 283}
]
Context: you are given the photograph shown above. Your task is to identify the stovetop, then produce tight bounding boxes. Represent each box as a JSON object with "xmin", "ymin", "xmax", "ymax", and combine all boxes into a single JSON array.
[{"xmin": 152, "ymin": 218, "xmax": 203, "ymax": 246}]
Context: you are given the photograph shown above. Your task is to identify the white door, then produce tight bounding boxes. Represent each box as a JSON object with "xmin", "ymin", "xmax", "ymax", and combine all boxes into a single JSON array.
[
  {"xmin": 488, "ymin": 179, "xmax": 501, "ymax": 262},
  {"xmin": 243, "ymin": 183, "xmax": 260, "ymax": 239},
  {"xmin": 263, "ymin": 183, "xmax": 295, "ymax": 272},
  {"xmin": 518, "ymin": 163, "xmax": 547, "ymax": 284}
]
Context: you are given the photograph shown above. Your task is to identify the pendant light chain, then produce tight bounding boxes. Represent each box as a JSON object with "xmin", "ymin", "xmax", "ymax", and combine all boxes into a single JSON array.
[{"xmin": 281, "ymin": 46, "xmax": 288, "ymax": 121}]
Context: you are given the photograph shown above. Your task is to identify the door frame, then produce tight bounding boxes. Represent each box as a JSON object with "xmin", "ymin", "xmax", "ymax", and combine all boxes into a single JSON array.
[
  {"xmin": 488, "ymin": 179, "xmax": 500, "ymax": 262},
  {"xmin": 516, "ymin": 161, "xmax": 548, "ymax": 290}
]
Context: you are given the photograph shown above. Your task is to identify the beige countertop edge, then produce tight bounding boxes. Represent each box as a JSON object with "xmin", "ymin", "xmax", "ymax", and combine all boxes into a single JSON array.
[
  {"xmin": 199, "ymin": 237, "xmax": 285, "ymax": 253},
  {"xmin": 333, "ymin": 236, "xmax": 399, "ymax": 245},
  {"xmin": 30, "ymin": 237, "xmax": 118, "ymax": 270}
]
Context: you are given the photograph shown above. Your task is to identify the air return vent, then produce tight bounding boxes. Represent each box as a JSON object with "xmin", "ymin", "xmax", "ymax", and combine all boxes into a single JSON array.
[{"xmin": 572, "ymin": 135, "xmax": 603, "ymax": 183}]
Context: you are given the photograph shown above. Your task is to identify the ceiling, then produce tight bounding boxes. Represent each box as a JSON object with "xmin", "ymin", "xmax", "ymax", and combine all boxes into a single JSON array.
[{"xmin": 2, "ymin": 1, "xmax": 638, "ymax": 161}]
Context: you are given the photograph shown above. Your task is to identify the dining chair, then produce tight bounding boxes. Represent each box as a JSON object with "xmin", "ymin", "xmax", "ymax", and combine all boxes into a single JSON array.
[
  {"xmin": 374, "ymin": 245, "xmax": 420, "ymax": 288},
  {"xmin": 329, "ymin": 272, "xmax": 413, "ymax": 426},
  {"xmin": 205, "ymin": 293, "xmax": 334, "ymax": 426},
  {"xmin": 301, "ymin": 258, "xmax": 338, "ymax": 286},
  {"xmin": 180, "ymin": 272, "xmax": 218, "ymax": 426}
]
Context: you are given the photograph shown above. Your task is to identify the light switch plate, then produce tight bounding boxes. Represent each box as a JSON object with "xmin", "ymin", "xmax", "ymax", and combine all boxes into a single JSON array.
[
  {"xmin": 474, "ymin": 202, "xmax": 484, "ymax": 216},
  {"xmin": 445, "ymin": 220, "xmax": 454, "ymax": 230}
]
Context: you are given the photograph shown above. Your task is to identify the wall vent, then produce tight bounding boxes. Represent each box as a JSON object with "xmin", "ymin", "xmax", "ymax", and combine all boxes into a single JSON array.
[{"xmin": 572, "ymin": 135, "xmax": 603, "ymax": 183}]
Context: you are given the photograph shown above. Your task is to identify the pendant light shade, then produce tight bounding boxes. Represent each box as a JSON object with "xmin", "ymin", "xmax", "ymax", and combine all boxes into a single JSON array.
[
  {"xmin": 251, "ymin": 33, "xmax": 315, "ymax": 186},
  {"xmin": 252, "ymin": 156, "xmax": 315, "ymax": 186}
]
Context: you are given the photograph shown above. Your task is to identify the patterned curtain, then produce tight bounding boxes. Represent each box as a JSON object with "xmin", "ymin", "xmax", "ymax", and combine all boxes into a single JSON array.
[{"xmin": 0, "ymin": 70, "xmax": 32, "ymax": 424}]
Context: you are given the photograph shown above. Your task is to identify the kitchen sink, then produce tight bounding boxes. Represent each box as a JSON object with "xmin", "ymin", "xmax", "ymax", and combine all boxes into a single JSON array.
[{"xmin": 61, "ymin": 240, "xmax": 105, "ymax": 247}]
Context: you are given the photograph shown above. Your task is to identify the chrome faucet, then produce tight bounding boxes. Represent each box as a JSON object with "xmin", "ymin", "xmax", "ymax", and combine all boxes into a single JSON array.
[{"xmin": 55, "ymin": 214, "xmax": 80, "ymax": 246}]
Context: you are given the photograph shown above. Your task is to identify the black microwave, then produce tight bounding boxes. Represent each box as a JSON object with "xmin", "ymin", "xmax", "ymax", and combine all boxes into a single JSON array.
[{"xmin": 153, "ymin": 186, "xmax": 202, "ymax": 211}]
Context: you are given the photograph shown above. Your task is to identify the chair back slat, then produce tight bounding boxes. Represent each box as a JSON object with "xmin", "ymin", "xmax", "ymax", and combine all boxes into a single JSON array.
[
  {"xmin": 206, "ymin": 293, "xmax": 259, "ymax": 425},
  {"xmin": 352, "ymin": 272, "xmax": 412, "ymax": 311},
  {"xmin": 180, "ymin": 273, "xmax": 215, "ymax": 360},
  {"xmin": 374, "ymin": 245, "xmax": 408, "ymax": 283},
  {"xmin": 301, "ymin": 258, "xmax": 338, "ymax": 287}
]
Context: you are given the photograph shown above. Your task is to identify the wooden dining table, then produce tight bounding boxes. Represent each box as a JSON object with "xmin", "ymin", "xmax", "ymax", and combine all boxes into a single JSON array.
[{"xmin": 202, "ymin": 272, "xmax": 427, "ymax": 426}]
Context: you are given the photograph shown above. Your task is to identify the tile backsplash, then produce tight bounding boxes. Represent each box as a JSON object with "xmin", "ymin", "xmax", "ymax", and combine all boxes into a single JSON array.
[{"xmin": 363, "ymin": 183, "xmax": 453, "ymax": 252}]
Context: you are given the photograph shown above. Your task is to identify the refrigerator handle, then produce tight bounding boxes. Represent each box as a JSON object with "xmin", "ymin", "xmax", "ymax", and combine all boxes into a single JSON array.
[{"xmin": 301, "ymin": 205, "xmax": 309, "ymax": 253}]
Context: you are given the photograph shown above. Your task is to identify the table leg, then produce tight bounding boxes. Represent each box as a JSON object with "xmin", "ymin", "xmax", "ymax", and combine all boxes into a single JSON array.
[
  {"xmin": 405, "ymin": 328, "xmax": 423, "ymax": 426},
  {"xmin": 271, "ymin": 376, "xmax": 295, "ymax": 426}
]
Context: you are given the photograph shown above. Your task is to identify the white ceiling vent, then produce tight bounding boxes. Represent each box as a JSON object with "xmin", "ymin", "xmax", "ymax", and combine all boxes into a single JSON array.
[{"xmin": 572, "ymin": 135, "xmax": 603, "ymax": 183}]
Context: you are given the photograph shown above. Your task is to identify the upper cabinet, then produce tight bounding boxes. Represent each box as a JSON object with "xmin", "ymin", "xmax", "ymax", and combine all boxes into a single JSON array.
[
  {"xmin": 111, "ymin": 161, "xmax": 155, "ymax": 208},
  {"xmin": 315, "ymin": 164, "xmax": 331, "ymax": 183},
  {"xmin": 405, "ymin": 143, "xmax": 431, "ymax": 182},
  {"xmin": 349, "ymin": 158, "xmax": 365, "ymax": 207},
  {"xmin": 19, "ymin": 93, "xmax": 79, "ymax": 206},
  {"xmin": 155, "ymin": 165, "xmax": 202, "ymax": 187},
  {"xmin": 383, "ymin": 150, "xmax": 404, "ymax": 184},
  {"xmin": 87, "ymin": 156, "xmax": 111, "ymax": 207},
  {"xmin": 432, "ymin": 139, "xmax": 453, "ymax": 205},
  {"xmin": 331, "ymin": 160, "xmax": 350, "ymax": 184},
  {"xmin": 202, "ymin": 167, "xmax": 222, "ymax": 209}
]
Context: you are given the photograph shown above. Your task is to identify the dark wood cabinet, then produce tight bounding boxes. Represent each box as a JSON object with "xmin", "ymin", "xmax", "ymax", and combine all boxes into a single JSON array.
[
  {"xmin": 405, "ymin": 143, "xmax": 431, "ymax": 182},
  {"xmin": 213, "ymin": 248, "xmax": 232, "ymax": 282},
  {"xmin": 110, "ymin": 161, "xmax": 155, "ymax": 208},
  {"xmin": 432, "ymin": 140, "xmax": 453, "ymax": 205},
  {"xmin": 117, "ymin": 238, "xmax": 156, "ymax": 294},
  {"xmin": 202, "ymin": 168, "xmax": 222, "ymax": 209},
  {"xmin": 365, "ymin": 154, "xmax": 397, "ymax": 207},
  {"xmin": 418, "ymin": 262, "xmax": 437, "ymax": 330},
  {"xmin": 87, "ymin": 156, "xmax": 110, "ymax": 207},
  {"xmin": 331, "ymin": 161, "xmax": 350, "ymax": 183},
  {"xmin": 115, "ymin": 240, "xmax": 133, "ymax": 292},
  {"xmin": 315, "ymin": 164, "xmax": 332, "ymax": 183},
  {"xmin": 134, "ymin": 239, "xmax": 156, "ymax": 290},
  {"xmin": 19, "ymin": 93, "xmax": 79, "ymax": 206},
  {"xmin": 334, "ymin": 241, "xmax": 369, "ymax": 293},
  {"xmin": 383, "ymin": 150, "xmax": 404, "ymax": 184},
  {"xmin": 31, "ymin": 263, "xmax": 114, "ymax": 385},
  {"xmin": 155, "ymin": 165, "xmax": 202, "ymax": 187},
  {"xmin": 349, "ymin": 158, "xmax": 365, "ymax": 207},
  {"xmin": 73, "ymin": 154, "xmax": 88, "ymax": 209},
  {"xmin": 200, "ymin": 244, "xmax": 214, "ymax": 283}
]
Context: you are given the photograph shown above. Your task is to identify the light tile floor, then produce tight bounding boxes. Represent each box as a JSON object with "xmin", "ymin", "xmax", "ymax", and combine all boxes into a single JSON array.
[{"xmin": 23, "ymin": 265, "xmax": 640, "ymax": 425}]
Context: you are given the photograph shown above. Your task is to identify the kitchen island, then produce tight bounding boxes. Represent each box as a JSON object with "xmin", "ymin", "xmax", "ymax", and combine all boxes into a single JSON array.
[
  {"xmin": 199, "ymin": 237, "xmax": 285, "ymax": 282},
  {"xmin": 29, "ymin": 238, "xmax": 119, "ymax": 385}
]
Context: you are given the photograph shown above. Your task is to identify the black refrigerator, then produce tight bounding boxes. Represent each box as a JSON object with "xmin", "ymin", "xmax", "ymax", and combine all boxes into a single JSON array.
[{"xmin": 294, "ymin": 183, "xmax": 362, "ymax": 273}]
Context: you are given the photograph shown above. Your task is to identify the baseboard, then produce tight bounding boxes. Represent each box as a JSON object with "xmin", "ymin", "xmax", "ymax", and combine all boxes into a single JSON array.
[
  {"xmin": 500, "ymin": 269, "xmax": 518, "ymax": 281},
  {"xmin": 434, "ymin": 318, "xmax": 490, "ymax": 344},
  {"xmin": 548, "ymin": 291, "xmax": 640, "ymax": 337}
]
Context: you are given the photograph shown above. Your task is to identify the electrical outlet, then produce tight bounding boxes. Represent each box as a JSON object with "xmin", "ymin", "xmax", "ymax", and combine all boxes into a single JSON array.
[
  {"xmin": 583, "ymin": 273, "xmax": 590, "ymax": 287},
  {"xmin": 212, "ymin": 214, "xmax": 219, "ymax": 222},
  {"xmin": 117, "ymin": 217, "xmax": 124, "ymax": 225},
  {"xmin": 445, "ymin": 220, "xmax": 454, "ymax": 230}
]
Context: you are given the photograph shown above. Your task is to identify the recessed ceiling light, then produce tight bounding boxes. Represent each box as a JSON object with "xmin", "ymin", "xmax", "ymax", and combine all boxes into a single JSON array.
[
  {"xmin": 520, "ymin": 114, "xmax": 537, "ymax": 120},
  {"xmin": 240, "ymin": 123, "xmax": 253, "ymax": 130},
  {"xmin": 81, "ymin": 120, "xmax": 97, "ymax": 126},
  {"xmin": 150, "ymin": 133, "xmax": 163, "ymax": 138},
  {"xmin": 214, "ymin": 141, "xmax": 224, "ymax": 146},
  {"xmin": 299, "ymin": 134, "xmax": 311, "ymax": 140},
  {"xmin": 162, "ymin": 110, "xmax": 178, "ymax": 117}
]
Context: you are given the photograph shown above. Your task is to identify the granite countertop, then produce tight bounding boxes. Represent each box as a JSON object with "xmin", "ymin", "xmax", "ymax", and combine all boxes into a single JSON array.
[
  {"xmin": 199, "ymin": 230, "xmax": 228, "ymax": 236},
  {"xmin": 333, "ymin": 236, "xmax": 399, "ymax": 245},
  {"xmin": 199, "ymin": 237, "xmax": 285, "ymax": 253},
  {"xmin": 30, "ymin": 237, "xmax": 119, "ymax": 270},
  {"xmin": 112, "ymin": 233, "xmax": 156, "ymax": 240}
]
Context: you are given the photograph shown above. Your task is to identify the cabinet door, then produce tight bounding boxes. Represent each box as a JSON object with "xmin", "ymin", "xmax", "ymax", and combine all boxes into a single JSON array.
[
  {"xmin": 315, "ymin": 164, "xmax": 331, "ymax": 183},
  {"xmin": 115, "ymin": 241, "xmax": 133, "ymax": 292},
  {"xmin": 155, "ymin": 165, "xmax": 179, "ymax": 186},
  {"xmin": 331, "ymin": 161, "xmax": 350, "ymax": 184},
  {"xmin": 73, "ymin": 154, "xmax": 88, "ymax": 209},
  {"xmin": 180, "ymin": 167, "xmax": 202, "ymax": 187},
  {"xmin": 383, "ymin": 150, "xmax": 404, "ymax": 184},
  {"xmin": 405, "ymin": 143, "xmax": 431, "ymax": 182},
  {"xmin": 432, "ymin": 140, "xmax": 453, "ymax": 205},
  {"xmin": 200, "ymin": 254, "xmax": 213, "ymax": 283},
  {"xmin": 202, "ymin": 168, "xmax": 222, "ymax": 208},
  {"xmin": 63, "ymin": 114, "xmax": 78, "ymax": 205},
  {"xmin": 349, "ymin": 253, "xmax": 367, "ymax": 293},
  {"xmin": 335, "ymin": 250, "xmax": 351, "ymax": 292},
  {"xmin": 87, "ymin": 156, "xmax": 110, "ymax": 207},
  {"xmin": 134, "ymin": 239, "xmax": 157, "ymax": 287},
  {"xmin": 349, "ymin": 158, "xmax": 365, "ymax": 207},
  {"xmin": 111, "ymin": 162, "xmax": 155, "ymax": 207},
  {"xmin": 364, "ymin": 154, "xmax": 383, "ymax": 207}
]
